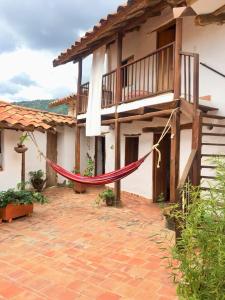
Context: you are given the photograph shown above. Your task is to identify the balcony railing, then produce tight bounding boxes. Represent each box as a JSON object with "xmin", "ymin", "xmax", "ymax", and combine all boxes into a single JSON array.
[
  {"xmin": 79, "ymin": 82, "xmax": 89, "ymax": 114},
  {"xmin": 102, "ymin": 70, "xmax": 116, "ymax": 108},
  {"xmin": 78, "ymin": 43, "xmax": 199, "ymax": 115},
  {"xmin": 120, "ymin": 43, "xmax": 174, "ymax": 103}
]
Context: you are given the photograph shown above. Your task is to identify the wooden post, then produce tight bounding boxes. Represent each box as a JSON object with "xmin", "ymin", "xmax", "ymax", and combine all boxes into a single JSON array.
[
  {"xmin": 114, "ymin": 33, "xmax": 122, "ymax": 206},
  {"xmin": 193, "ymin": 53, "xmax": 199, "ymax": 112},
  {"xmin": 21, "ymin": 152, "xmax": 25, "ymax": 189},
  {"xmin": 173, "ymin": 18, "xmax": 182, "ymax": 100},
  {"xmin": 75, "ymin": 59, "xmax": 82, "ymax": 173},
  {"xmin": 192, "ymin": 110, "xmax": 202, "ymax": 186},
  {"xmin": 170, "ymin": 109, "xmax": 180, "ymax": 202}
]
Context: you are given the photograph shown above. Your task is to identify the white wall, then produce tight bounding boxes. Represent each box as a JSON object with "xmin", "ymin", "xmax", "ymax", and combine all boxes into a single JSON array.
[
  {"xmin": 182, "ymin": 17, "xmax": 225, "ymax": 114},
  {"xmin": 0, "ymin": 130, "xmax": 46, "ymax": 190},
  {"xmin": 80, "ymin": 127, "xmax": 95, "ymax": 174},
  {"xmin": 57, "ymin": 126, "xmax": 75, "ymax": 184},
  {"xmin": 0, "ymin": 126, "xmax": 75, "ymax": 191}
]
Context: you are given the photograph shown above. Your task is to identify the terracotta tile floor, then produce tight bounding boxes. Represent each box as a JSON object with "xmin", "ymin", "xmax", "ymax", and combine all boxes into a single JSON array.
[{"xmin": 0, "ymin": 187, "xmax": 177, "ymax": 300}]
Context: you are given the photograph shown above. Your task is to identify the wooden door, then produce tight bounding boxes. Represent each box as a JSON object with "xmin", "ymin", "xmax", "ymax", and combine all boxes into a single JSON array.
[
  {"xmin": 153, "ymin": 133, "xmax": 171, "ymax": 202},
  {"xmin": 95, "ymin": 136, "xmax": 105, "ymax": 175},
  {"xmin": 157, "ymin": 25, "xmax": 176, "ymax": 92},
  {"xmin": 46, "ymin": 132, "xmax": 57, "ymax": 187}
]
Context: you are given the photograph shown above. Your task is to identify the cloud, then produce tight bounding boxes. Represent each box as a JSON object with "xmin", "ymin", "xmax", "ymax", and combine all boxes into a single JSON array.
[
  {"xmin": 0, "ymin": 72, "xmax": 37, "ymax": 97},
  {"xmin": 0, "ymin": 82, "xmax": 21, "ymax": 95},
  {"xmin": 0, "ymin": 0, "xmax": 122, "ymax": 54},
  {"xmin": 11, "ymin": 73, "xmax": 37, "ymax": 87}
]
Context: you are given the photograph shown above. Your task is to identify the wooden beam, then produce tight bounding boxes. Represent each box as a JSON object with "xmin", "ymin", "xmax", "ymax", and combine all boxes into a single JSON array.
[
  {"xmin": 102, "ymin": 109, "xmax": 174, "ymax": 125},
  {"xmin": 170, "ymin": 109, "xmax": 180, "ymax": 202},
  {"xmin": 191, "ymin": 110, "xmax": 202, "ymax": 186},
  {"xmin": 75, "ymin": 59, "xmax": 82, "ymax": 173},
  {"xmin": 114, "ymin": 33, "xmax": 123, "ymax": 206},
  {"xmin": 173, "ymin": 18, "xmax": 182, "ymax": 100}
]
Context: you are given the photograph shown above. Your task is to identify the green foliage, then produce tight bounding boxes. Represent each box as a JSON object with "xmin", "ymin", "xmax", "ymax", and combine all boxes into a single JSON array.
[
  {"xmin": 171, "ymin": 159, "xmax": 225, "ymax": 300},
  {"xmin": 83, "ymin": 154, "xmax": 94, "ymax": 177},
  {"xmin": 0, "ymin": 189, "xmax": 47, "ymax": 208},
  {"xmin": 18, "ymin": 133, "xmax": 29, "ymax": 145},
  {"xmin": 99, "ymin": 189, "xmax": 115, "ymax": 201},
  {"xmin": 13, "ymin": 100, "xmax": 68, "ymax": 115},
  {"xmin": 95, "ymin": 189, "xmax": 115, "ymax": 207},
  {"xmin": 29, "ymin": 170, "xmax": 45, "ymax": 181}
]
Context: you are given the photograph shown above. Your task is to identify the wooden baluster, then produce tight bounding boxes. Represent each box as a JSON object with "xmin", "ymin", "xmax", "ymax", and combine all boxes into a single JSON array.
[
  {"xmin": 174, "ymin": 18, "xmax": 182, "ymax": 100},
  {"xmin": 188, "ymin": 56, "xmax": 191, "ymax": 102},
  {"xmin": 193, "ymin": 53, "xmax": 199, "ymax": 111},
  {"xmin": 184, "ymin": 55, "xmax": 187, "ymax": 100}
]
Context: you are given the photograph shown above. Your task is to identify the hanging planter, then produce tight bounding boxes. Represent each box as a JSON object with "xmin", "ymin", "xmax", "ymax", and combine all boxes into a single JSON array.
[
  {"xmin": 14, "ymin": 133, "xmax": 29, "ymax": 153},
  {"xmin": 14, "ymin": 144, "xmax": 28, "ymax": 154}
]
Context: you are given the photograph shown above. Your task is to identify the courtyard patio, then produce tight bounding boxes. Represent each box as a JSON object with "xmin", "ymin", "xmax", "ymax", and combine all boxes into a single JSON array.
[{"xmin": 0, "ymin": 187, "xmax": 177, "ymax": 300}]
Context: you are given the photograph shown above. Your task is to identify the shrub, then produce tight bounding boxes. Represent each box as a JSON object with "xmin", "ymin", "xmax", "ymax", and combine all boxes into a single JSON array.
[
  {"xmin": 0, "ymin": 189, "xmax": 47, "ymax": 207},
  {"xmin": 172, "ymin": 159, "xmax": 225, "ymax": 300}
]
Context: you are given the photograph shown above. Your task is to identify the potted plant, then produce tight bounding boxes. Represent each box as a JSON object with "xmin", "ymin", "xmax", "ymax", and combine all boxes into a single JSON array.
[
  {"xmin": 29, "ymin": 170, "xmax": 46, "ymax": 192},
  {"xmin": 73, "ymin": 169, "xmax": 86, "ymax": 194},
  {"xmin": 74, "ymin": 154, "xmax": 95, "ymax": 194},
  {"xmin": 0, "ymin": 188, "xmax": 47, "ymax": 223},
  {"xmin": 14, "ymin": 133, "xmax": 29, "ymax": 153},
  {"xmin": 98, "ymin": 189, "xmax": 115, "ymax": 206}
]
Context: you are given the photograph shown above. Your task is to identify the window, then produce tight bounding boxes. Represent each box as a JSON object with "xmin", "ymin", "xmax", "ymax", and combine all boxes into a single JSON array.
[
  {"xmin": 125, "ymin": 136, "xmax": 139, "ymax": 166},
  {"xmin": 0, "ymin": 130, "xmax": 3, "ymax": 170}
]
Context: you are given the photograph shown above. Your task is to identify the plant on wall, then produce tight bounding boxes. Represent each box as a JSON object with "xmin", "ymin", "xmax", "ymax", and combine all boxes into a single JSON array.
[{"xmin": 83, "ymin": 153, "xmax": 94, "ymax": 177}]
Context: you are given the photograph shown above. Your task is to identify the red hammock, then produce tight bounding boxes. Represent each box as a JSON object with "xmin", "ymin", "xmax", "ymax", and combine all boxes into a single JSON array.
[{"xmin": 47, "ymin": 153, "xmax": 150, "ymax": 185}]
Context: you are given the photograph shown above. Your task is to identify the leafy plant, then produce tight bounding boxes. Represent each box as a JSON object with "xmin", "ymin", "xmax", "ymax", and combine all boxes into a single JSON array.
[
  {"xmin": 83, "ymin": 153, "xmax": 94, "ymax": 177},
  {"xmin": 97, "ymin": 189, "xmax": 115, "ymax": 206},
  {"xmin": 0, "ymin": 189, "xmax": 47, "ymax": 208},
  {"xmin": 18, "ymin": 133, "xmax": 29, "ymax": 146},
  {"xmin": 170, "ymin": 158, "xmax": 225, "ymax": 299},
  {"xmin": 29, "ymin": 170, "xmax": 46, "ymax": 192},
  {"xmin": 29, "ymin": 170, "xmax": 45, "ymax": 181}
]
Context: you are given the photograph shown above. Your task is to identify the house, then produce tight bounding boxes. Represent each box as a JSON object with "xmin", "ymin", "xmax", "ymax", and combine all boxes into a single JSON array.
[
  {"xmin": 53, "ymin": 0, "xmax": 225, "ymax": 204},
  {"xmin": 49, "ymin": 94, "xmax": 77, "ymax": 116},
  {"xmin": 0, "ymin": 101, "xmax": 75, "ymax": 190}
]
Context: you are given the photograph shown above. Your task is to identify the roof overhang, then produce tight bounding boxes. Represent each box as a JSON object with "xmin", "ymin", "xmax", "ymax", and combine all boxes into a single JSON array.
[{"xmin": 53, "ymin": 0, "xmax": 185, "ymax": 67}]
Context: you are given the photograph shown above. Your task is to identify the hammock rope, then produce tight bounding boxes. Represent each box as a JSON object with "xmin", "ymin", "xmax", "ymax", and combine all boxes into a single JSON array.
[{"xmin": 28, "ymin": 108, "xmax": 177, "ymax": 185}]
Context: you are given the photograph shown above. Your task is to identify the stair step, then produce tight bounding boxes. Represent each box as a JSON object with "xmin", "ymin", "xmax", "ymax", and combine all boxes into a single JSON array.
[
  {"xmin": 202, "ymin": 123, "xmax": 225, "ymax": 128},
  {"xmin": 201, "ymin": 176, "xmax": 215, "ymax": 179},
  {"xmin": 202, "ymin": 133, "xmax": 225, "ymax": 137},
  {"xmin": 202, "ymin": 113, "xmax": 225, "ymax": 120},
  {"xmin": 202, "ymin": 143, "xmax": 225, "ymax": 146},
  {"xmin": 201, "ymin": 154, "xmax": 225, "ymax": 157},
  {"xmin": 201, "ymin": 165, "xmax": 217, "ymax": 169}
]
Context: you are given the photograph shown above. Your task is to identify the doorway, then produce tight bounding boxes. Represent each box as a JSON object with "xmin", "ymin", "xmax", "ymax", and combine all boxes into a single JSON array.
[
  {"xmin": 46, "ymin": 132, "xmax": 58, "ymax": 187},
  {"xmin": 157, "ymin": 24, "xmax": 176, "ymax": 92},
  {"xmin": 95, "ymin": 136, "xmax": 106, "ymax": 175},
  {"xmin": 153, "ymin": 133, "xmax": 171, "ymax": 203}
]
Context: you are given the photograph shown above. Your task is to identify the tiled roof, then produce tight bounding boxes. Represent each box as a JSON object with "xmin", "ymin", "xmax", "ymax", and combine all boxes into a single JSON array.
[
  {"xmin": 0, "ymin": 101, "xmax": 75, "ymax": 132},
  {"xmin": 49, "ymin": 94, "xmax": 77, "ymax": 108},
  {"xmin": 53, "ymin": 0, "xmax": 174, "ymax": 67}
]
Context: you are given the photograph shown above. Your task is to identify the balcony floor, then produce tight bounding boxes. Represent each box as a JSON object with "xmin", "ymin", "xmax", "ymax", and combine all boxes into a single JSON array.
[{"xmin": 0, "ymin": 187, "xmax": 177, "ymax": 300}]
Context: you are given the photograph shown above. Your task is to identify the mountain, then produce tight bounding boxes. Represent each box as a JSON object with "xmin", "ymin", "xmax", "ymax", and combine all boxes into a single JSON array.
[{"xmin": 13, "ymin": 99, "xmax": 68, "ymax": 115}]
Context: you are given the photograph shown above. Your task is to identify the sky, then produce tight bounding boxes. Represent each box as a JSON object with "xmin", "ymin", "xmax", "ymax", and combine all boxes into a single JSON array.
[{"xmin": 0, "ymin": 0, "xmax": 122, "ymax": 102}]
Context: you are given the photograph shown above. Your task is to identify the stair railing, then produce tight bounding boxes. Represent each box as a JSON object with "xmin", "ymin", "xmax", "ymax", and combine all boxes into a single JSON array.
[
  {"xmin": 180, "ymin": 52, "xmax": 199, "ymax": 111},
  {"xmin": 177, "ymin": 149, "xmax": 197, "ymax": 209}
]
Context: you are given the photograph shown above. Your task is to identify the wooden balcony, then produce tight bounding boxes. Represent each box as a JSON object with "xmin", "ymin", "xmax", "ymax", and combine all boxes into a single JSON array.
[{"xmin": 78, "ymin": 43, "xmax": 199, "ymax": 115}]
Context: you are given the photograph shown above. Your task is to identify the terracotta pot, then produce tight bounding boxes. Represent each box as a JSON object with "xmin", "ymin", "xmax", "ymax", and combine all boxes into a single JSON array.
[
  {"xmin": 31, "ymin": 179, "xmax": 46, "ymax": 192},
  {"xmin": 74, "ymin": 182, "xmax": 86, "ymax": 194},
  {"xmin": 14, "ymin": 145, "xmax": 28, "ymax": 154},
  {"xmin": 0, "ymin": 204, "xmax": 33, "ymax": 223},
  {"xmin": 106, "ymin": 197, "xmax": 114, "ymax": 207}
]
